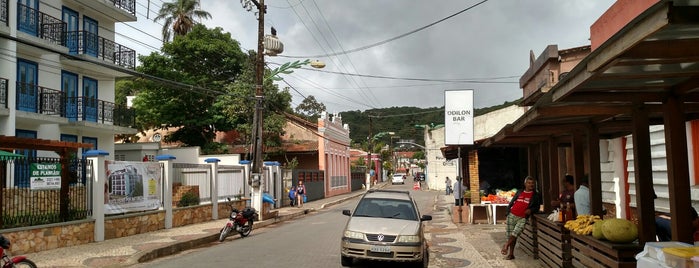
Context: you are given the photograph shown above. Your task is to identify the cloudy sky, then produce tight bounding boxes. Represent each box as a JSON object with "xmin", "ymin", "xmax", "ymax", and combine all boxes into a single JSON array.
[{"xmin": 116, "ymin": 0, "xmax": 616, "ymax": 113}]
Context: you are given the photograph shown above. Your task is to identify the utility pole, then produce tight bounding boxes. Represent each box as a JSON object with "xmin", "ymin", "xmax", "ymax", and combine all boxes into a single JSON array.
[
  {"xmin": 366, "ymin": 116, "xmax": 373, "ymax": 189},
  {"xmin": 252, "ymin": 0, "xmax": 265, "ymax": 181}
]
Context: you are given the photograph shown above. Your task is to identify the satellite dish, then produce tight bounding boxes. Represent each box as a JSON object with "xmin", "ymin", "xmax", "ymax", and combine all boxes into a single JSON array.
[{"xmin": 152, "ymin": 133, "xmax": 162, "ymax": 142}]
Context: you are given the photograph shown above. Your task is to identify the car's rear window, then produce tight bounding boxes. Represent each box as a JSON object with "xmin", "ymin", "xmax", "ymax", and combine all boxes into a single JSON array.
[{"xmin": 353, "ymin": 198, "xmax": 417, "ymax": 220}]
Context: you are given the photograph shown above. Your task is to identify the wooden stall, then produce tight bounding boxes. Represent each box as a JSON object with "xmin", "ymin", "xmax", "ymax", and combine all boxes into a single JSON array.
[
  {"xmin": 518, "ymin": 214, "xmax": 538, "ymax": 259},
  {"xmin": 570, "ymin": 233, "xmax": 642, "ymax": 268},
  {"xmin": 535, "ymin": 214, "xmax": 572, "ymax": 268}
]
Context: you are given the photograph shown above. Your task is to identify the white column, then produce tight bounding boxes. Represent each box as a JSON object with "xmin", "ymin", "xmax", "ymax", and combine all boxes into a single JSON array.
[
  {"xmin": 206, "ymin": 158, "xmax": 220, "ymax": 220},
  {"xmin": 157, "ymin": 154, "xmax": 176, "ymax": 229},
  {"xmin": 86, "ymin": 149, "xmax": 108, "ymax": 242}
]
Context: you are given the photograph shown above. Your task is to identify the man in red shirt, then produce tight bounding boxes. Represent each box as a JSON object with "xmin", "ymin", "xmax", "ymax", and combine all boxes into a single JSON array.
[{"xmin": 501, "ymin": 176, "xmax": 541, "ymax": 260}]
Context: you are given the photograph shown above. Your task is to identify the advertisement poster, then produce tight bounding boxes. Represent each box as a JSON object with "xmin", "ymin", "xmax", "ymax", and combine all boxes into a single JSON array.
[
  {"xmin": 30, "ymin": 163, "xmax": 61, "ymax": 190},
  {"xmin": 105, "ymin": 161, "xmax": 162, "ymax": 215}
]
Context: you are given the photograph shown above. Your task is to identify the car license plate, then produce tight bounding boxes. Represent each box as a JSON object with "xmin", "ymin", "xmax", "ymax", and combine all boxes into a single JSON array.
[{"xmin": 370, "ymin": 246, "xmax": 391, "ymax": 253}]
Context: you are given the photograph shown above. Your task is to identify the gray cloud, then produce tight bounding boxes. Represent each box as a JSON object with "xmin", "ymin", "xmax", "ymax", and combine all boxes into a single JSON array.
[{"xmin": 117, "ymin": 0, "xmax": 616, "ymax": 113}]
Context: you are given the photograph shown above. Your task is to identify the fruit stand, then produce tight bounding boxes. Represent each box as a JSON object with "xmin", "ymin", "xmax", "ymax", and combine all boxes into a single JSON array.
[
  {"xmin": 534, "ymin": 214, "xmax": 572, "ymax": 268},
  {"xmin": 570, "ymin": 232, "xmax": 641, "ymax": 268}
]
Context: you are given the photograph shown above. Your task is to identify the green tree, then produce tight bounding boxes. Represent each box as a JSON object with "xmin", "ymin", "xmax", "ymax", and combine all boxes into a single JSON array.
[
  {"xmin": 295, "ymin": 95, "xmax": 326, "ymax": 121},
  {"xmin": 133, "ymin": 25, "xmax": 246, "ymax": 148},
  {"xmin": 155, "ymin": 0, "xmax": 212, "ymax": 42},
  {"xmin": 215, "ymin": 50, "xmax": 293, "ymax": 150}
]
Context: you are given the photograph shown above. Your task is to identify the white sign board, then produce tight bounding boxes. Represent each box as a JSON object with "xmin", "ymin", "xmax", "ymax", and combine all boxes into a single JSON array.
[{"xmin": 444, "ymin": 90, "xmax": 474, "ymax": 145}]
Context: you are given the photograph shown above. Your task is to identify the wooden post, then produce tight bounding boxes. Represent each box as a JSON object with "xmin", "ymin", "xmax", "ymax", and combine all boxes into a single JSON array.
[
  {"xmin": 663, "ymin": 96, "xmax": 692, "ymax": 243},
  {"xmin": 631, "ymin": 104, "xmax": 656, "ymax": 245},
  {"xmin": 587, "ymin": 124, "xmax": 603, "ymax": 217}
]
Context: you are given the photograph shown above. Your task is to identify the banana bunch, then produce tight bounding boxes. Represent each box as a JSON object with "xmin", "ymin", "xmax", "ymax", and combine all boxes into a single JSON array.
[{"xmin": 564, "ymin": 214, "xmax": 601, "ymax": 235}]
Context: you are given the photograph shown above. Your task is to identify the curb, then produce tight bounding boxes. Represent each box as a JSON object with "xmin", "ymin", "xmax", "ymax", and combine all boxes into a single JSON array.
[
  {"xmin": 130, "ymin": 184, "xmax": 391, "ymax": 264},
  {"xmin": 130, "ymin": 205, "xmax": 320, "ymax": 264}
]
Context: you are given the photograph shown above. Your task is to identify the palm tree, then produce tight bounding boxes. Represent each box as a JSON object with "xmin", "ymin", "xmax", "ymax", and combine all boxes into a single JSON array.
[{"xmin": 154, "ymin": 0, "xmax": 212, "ymax": 42}]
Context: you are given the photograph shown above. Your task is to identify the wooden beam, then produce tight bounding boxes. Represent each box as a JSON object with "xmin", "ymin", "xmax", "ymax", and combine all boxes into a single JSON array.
[
  {"xmin": 562, "ymin": 91, "xmax": 666, "ymax": 103},
  {"xmin": 547, "ymin": 137, "xmax": 560, "ymax": 213},
  {"xmin": 540, "ymin": 141, "xmax": 551, "ymax": 213},
  {"xmin": 632, "ymin": 104, "xmax": 656, "ymax": 246},
  {"xmin": 537, "ymin": 105, "xmax": 631, "ymax": 118},
  {"xmin": 663, "ymin": 96, "xmax": 693, "ymax": 243},
  {"xmin": 620, "ymin": 39, "xmax": 699, "ymax": 60},
  {"xmin": 572, "ymin": 131, "xmax": 585, "ymax": 194},
  {"xmin": 587, "ymin": 124, "xmax": 603, "ymax": 217}
]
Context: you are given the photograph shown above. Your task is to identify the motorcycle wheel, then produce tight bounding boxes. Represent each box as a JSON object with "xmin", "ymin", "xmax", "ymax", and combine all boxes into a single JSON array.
[
  {"xmin": 219, "ymin": 225, "xmax": 231, "ymax": 242},
  {"xmin": 239, "ymin": 220, "xmax": 253, "ymax": 237},
  {"xmin": 14, "ymin": 259, "xmax": 38, "ymax": 268}
]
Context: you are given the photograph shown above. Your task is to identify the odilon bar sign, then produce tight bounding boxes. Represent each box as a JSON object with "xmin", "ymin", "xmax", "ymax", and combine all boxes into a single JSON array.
[
  {"xmin": 444, "ymin": 90, "xmax": 474, "ymax": 145},
  {"xmin": 30, "ymin": 163, "xmax": 61, "ymax": 190}
]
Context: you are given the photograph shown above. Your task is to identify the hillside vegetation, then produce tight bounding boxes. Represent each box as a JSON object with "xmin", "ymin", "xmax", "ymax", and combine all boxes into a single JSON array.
[{"xmin": 340, "ymin": 99, "xmax": 521, "ymax": 148}]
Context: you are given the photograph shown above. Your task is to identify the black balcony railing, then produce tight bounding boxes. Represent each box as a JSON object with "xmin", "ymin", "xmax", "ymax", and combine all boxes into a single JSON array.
[
  {"xmin": 0, "ymin": 78, "xmax": 7, "ymax": 109},
  {"xmin": 1, "ymin": 0, "xmax": 8, "ymax": 27},
  {"xmin": 65, "ymin": 31, "xmax": 136, "ymax": 69},
  {"xmin": 15, "ymin": 82, "xmax": 136, "ymax": 127},
  {"xmin": 17, "ymin": 3, "xmax": 66, "ymax": 46},
  {"xmin": 15, "ymin": 81, "xmax": 64, "ymax": 116},
  {"xmin": 111, "ymin": 0, "xmax": 136, "ymax": 16}
]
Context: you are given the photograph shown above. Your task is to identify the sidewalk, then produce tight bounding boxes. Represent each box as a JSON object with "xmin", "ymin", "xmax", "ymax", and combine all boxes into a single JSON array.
[
  {"xmin": 24, "ymin": 185, "xmax": 374, "ymax": 268},
  {"xmin": 24, "ymin": 184, "xmax": 543, "ymax": 267}
]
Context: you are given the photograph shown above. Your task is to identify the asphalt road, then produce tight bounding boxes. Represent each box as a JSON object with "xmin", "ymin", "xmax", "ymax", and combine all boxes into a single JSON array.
[{"xmin": 136, "ymin": 183, "xmax": 438, "ymax": 268}]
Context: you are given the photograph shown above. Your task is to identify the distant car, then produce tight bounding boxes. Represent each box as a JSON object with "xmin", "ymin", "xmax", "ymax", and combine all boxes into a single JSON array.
[
  {"xmin": 391, "ymin": 173, "xmax": 406, "ymax": 185},
  {"xmin": 415, "ymin": 172, "xmax": 425, "ymax": 182},
  {"xmin": 340, "ymin": 189, "xmax": 432, "ymax": 267}
]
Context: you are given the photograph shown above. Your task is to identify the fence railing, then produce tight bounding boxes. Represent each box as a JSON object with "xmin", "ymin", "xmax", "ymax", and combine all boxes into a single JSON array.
[
  {"xmin": 173, "ymin": 163, "xmax": 211, "ymax": 204},
  {"xmin": 65, "ymin": 31, "xmax": 136, "ymax": 69},
  {"xmin": 110, "ymin": 0, "xmax": 136, "ymax": 16},
  {"xmin": 0, "ymin": 77, "xmax": 7, "ymax": 109},
  {"xmin": 0, "ymin": 157, "xmax": 92, "ymax": 229},
  {"xmin": 17, "ymin": 3, "xmax": 66, "ymax": 46},
  {"xmin": 217, "ymin": 165, "xmax": 247, "ymax": 200}
]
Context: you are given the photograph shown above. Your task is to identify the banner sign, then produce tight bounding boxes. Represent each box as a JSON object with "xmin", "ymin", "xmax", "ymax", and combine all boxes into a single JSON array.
[
  {"xmin": 30, "ymin": 163, "xmax": 61, "ymax": 190},
  {"xmin": 105, "ymin": 161, "xmax": 162, "ymax": 215},
  {"xmin": 444, "ymin": 90, "xmax": 474, "ymax": 145}
]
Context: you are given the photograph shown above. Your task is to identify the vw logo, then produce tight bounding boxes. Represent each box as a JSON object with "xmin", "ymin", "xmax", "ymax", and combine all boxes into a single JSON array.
[{"xmin": 377, "ymin": 234, "xmax": 385, "ymax": 241}]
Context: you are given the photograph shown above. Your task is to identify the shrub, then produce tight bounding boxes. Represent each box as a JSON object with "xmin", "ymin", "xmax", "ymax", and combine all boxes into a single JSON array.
[{"xmin": 177, "ymin": 192, "xmax": 200, "ymax": 207}]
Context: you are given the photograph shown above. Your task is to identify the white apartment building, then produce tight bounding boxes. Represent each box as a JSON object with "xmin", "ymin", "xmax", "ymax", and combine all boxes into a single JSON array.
[{"xmin": 0, "ymin": 0, "xmax": 138, "ymax": 158}]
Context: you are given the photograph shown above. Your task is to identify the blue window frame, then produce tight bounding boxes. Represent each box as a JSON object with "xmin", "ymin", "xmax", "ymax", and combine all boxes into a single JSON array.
[
  {"xmin": 17, "ymin": 0, "xmax": 38, "ymax": 36},
  {"xmin": 82, "ymin": 77, "xmax": 98, "ymax": 122},
  {"xmin": 81, "ymin": 136, "xmax": 97, "ymax": 155},
  {"xmin": 16, "ymin": 59, "xmax": 38, "ymax": 112},
  {"xmin": 62, "ymin": 71, "xmax": 78, "ymax": 121},
  {"xmin": 62, "ymin": 7, "xmax": 79, "ymax": 54},
  {"xmin": 14, "ymin": 129, "xmax": 36, "ymax": 188},
  {"xmin": 83, "ymin": 16, "xmax": 98, "ymax": 57}
]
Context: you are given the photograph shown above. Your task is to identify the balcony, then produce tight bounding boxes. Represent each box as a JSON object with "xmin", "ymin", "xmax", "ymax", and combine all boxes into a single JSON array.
[
  {"xmin": 1, "ymin": 0, "xmax": 8, "ymax": 27},
  {"xmin": 14, "ymin": 81, "xmax": 135, "ymax": 128},
  {"xmin": 65, "ymin": 0, "xmax": 136, "ymax": 22},
  {"xmin": 17, "ymin": 3, "xmax": 66, "ymax": 46},
  {"xmin": 65, "ymin": 31, "xmax": 136, "ymax": 69}
]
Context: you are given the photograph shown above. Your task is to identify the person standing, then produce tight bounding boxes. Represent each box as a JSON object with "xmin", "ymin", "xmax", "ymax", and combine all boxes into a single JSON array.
[
  {"xmin": 296, "ymin": 180, "xmax": 307, "ymax": 208},
  {"xmin": 552, "ymin": 175, "xmax": 576, "ymax": 214},
  {"xmin": 445, "ymin": 177, "xmax": 452, "ymax": 195},
  {"xmin": 453, "ymin": 177, "xmax": 463, "ymax": 206},
  {"xmin": 574, "ymin": 176, "xmax": 590, "ymax": 216},
  {"xmin": 501, "ymin": 176, "xmax": 541, "ymax": 260}
]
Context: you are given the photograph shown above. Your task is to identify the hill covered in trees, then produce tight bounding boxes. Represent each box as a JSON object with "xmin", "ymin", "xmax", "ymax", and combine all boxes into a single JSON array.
[{"xmin": 339, "ymin": 98, "xmax": 521, "ymax": 149}]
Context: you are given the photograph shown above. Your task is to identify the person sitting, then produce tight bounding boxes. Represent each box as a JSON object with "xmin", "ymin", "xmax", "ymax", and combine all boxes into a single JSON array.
[{"xmin": 656, "ymin": 207, "xmax": 699, "ymax": 242}]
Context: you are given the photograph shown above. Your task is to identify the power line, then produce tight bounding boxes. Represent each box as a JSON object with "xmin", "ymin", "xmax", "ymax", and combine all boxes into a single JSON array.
[
  {"xmin": 280, "ymin": 0, "xmax": 490, "ymax": 59},
  {"xmin": 267, "ymin": 62, "xmax": 518, "ymax": 83}
]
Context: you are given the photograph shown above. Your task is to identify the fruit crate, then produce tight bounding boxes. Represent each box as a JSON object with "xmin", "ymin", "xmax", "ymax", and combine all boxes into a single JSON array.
[
  {"xmin": 535, "ymin": 214, "xmax": 572, "ymax": 267},
  {"xmin": 518, "ymin": 214, "xmax": 538, "ymax": 258},
  {"xmin": 570, "ymin": 232, "xmax": 642, "ymax": 268}
]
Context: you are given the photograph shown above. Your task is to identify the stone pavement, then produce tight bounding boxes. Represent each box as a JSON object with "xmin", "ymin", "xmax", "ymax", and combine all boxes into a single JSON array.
[{"xmin": 24, "ymin": 184, "xmax": 543, "ymax": 267}]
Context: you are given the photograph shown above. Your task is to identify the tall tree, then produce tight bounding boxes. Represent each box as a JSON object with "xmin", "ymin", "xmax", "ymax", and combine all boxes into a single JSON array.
[
  {"xmin": 295, "ymin": 95, "xmax": 326, "ymax": 121},
  {"xmin": 154, "ymin": 0, "xmax": 211, "ymax": 42},
  {"xmin": 133, "ymin": 25, "xmax": 247, "ymax": 148}
]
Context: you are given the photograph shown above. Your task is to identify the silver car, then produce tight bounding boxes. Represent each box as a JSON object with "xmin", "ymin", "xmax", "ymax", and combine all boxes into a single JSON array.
[{"xmin": 340, "ymin": 189, "xmax": 432, "ymax": 267}]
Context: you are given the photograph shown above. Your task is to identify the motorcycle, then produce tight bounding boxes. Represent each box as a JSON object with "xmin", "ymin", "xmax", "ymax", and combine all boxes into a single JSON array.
[
  {"xmin": 0, "ymin": 235, "xmax": 36, "ymax": 268},
  {"xmin": 219, "ymin": 198, "xmax": 258, "ymax": 242}
]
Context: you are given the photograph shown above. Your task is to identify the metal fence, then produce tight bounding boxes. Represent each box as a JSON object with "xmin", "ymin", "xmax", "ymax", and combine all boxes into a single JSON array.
[
  {"xmin": 217, "ymin": 165, "xmax": 248, "ymax": 201},
  {"xmin": 0, "ymin": 157, "xmax": 92, "ymax": 229},
  {"xmin": 172, "ymin": 163, "xmax": 211, "ymax": 204}
]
